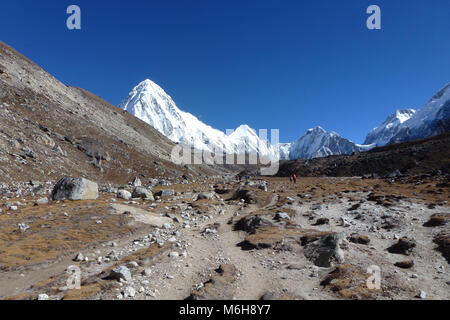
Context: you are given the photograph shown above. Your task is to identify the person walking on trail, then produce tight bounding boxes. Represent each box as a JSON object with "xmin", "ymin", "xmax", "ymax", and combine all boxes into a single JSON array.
[
  {"xmin": 289, "ymin": 175, "xmax": 293, "ymax": 183},
  {"xmin": 292, "ymin": 174, "xmax": 297, "ymax": 184}
]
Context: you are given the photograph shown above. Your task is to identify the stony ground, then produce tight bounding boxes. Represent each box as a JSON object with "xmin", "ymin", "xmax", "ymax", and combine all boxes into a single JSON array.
[{"xmin": 0, "ymin": 175, "xmax": 448, "ymax": 300}]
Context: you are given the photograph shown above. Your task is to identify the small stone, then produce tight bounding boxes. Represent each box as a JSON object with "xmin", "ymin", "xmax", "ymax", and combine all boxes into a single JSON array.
[
  {"xmin": 36, "ymin": 198, "xmax": 49, "ymax": 205},
  {"xmin": 339, "ymin": 217, "xmax": 351, "ymax": 227},
  {"xmin": 37, "ymin": 294, "xmax": 49, "ymax": 300},
  {"xmin": 117, "ymin": 190, "xmax": 132, "ymax": 200},
  {"xmin": 388, "ymin": 237, "xmax": 416, "ymax": 255},
  {"xmin": 18, "ymin": 223, "xmax": 30, "ymax": 232},
  {"xmin": 124, "ymin": 286, "xmax": 135, "ymax": 298},
  {"xmin": 109, "ymin": 266, "xmax": 132, "ymax": 282},
  {"xmin": 274, "ymin": 212, "xmax": 290, "ymax": 220},
  {"xmin": 169, "ymin": 252, "xmax": 179, "ymax": 258},
  {"xmin": 417, "ymin": 291, "xmax": 426, "ymax": 299},
  {"xmin": 394, "ymin": 260, "xmax": 414, "ymax": 269},
  {"xmin": 142, "ymin": 268, "xmax": 152, "ymax": 276}
]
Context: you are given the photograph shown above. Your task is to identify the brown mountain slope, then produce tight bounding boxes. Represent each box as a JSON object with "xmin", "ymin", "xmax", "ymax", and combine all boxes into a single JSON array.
[
  {"xmin": 276, "ymin": 132, "xmax": 450, "ymax": 178},
  {"xmin": 0, "ymin": 41, "xmax": 223, "ymax": 184}
]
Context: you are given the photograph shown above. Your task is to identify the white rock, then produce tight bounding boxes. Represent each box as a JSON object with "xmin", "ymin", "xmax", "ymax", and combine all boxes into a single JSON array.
[
  {"xmin": 36, "ymin": 198, "xmax": 49, "ymax": 205},
  {"xmin": 37, "ymin": 294, "xmax": 49, "ymax": 300},
  {"xmin": 117, "ymin": 190, "xmax": 132, "ymax": 200},
  {"xmin": 142, "ymin": 268, "xmax": 152, "ymax": 276},
  {"xmin": 340, "ymin": 217, "xmax": 351, "ymax": 227},
  {"xmin": 18, "ymin": 223, "xmax": 29, "ymax": 232},
  {"xmin": 74, "ymin": 253, "xmax": 84, "ymax": 261},
  {"xmin": 124, "ymin": 286, "xmax": 136, "ymax": 298}
]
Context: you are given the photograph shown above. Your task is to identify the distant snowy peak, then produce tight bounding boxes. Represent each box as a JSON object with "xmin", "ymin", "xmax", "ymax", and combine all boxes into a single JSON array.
[
  {"xmin": 119, "ymin": 79, "xmax": 186, "ymax": 142},
  {"xmin": 365, "ymin": 83, "xmax": 450, "ymax": 146},
  {"xmin": 364, "ymin": 108, "xmax": 416, "ymax": 146},
  {"xmin": 119, "ymin": 79, "xmax": 279, "ymax": 158},
  {"xmin": 289, "ymin": 126, "xmax": 366, "ymax": 159},
  {"xmin": 277, "ymin": 143, "xmax": 291, "ymax": 160}
]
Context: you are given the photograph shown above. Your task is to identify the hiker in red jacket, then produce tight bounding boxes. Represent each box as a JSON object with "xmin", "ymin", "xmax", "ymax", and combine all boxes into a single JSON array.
[{"xmin": 292, "ymin": 174, "xmax": 297, "ymax": 184}]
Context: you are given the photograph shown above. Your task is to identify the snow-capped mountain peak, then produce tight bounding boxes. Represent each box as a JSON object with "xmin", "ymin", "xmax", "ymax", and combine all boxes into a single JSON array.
[
  {"xmin": 289, "ymin": 126, "xmax": 365, "ymax": 159},
  {"xmin": 364, "ymin": 108, "xmax": 416, "ymax": 146},
  {"xmin": 365, "ymin": 83, "xmax": 450, "ymax": 146},
  {"xmin": 119, "ymin": 79, "xmax": 279, "ymax": 158},
  {"xmin": 120, "ymin": 79, "xmax": 449, "ymax": 163}
]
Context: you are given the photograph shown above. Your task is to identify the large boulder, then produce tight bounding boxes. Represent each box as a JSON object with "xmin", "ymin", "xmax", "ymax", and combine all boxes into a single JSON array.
[
  {"xmin": 108, "ymin": 266, "xmax": 132, "ymax": 282},
  {"xmin": 304, "ymin": 233, "xmax": 345, "ymax": 267},
  {"xmin": 196, "ymin": 192, "xmax": 215, "ymax": 201},
  {"xmin": 50, "ymin": 178, "xmax": 98, "ymax": 201},
  {"xmin": 154, "ymin": 189, "xmax": 174, "ymax": 197},
  {"xmin": 132, "ymin": 187, "xmax": 154, "ymax": 200},
  {"xmin": 117, "ymin": 190, "xmax": 132, "ymax": 200},
  {"xmin": 131, "ymin": 177, "xmax": 142, "ymax": 187},
  {"xmin": 387, "ymin": 237, "xmax": 416, "ymax": 255}
]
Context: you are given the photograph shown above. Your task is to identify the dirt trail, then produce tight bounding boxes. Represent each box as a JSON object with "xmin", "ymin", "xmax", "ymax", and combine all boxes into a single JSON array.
[{"xmin": 156, "ymin": 197, "xmax": 278, "ymax": 300}]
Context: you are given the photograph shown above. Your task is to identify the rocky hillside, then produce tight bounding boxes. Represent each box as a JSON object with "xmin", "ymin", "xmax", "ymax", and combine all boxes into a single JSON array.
[
  {"xmin": 276, "ymin": 132, "xmax": 450, "ymax": 178},
  {"xmin": 0, "ymin": 41, "xmax": 224, "ymax": 184}
]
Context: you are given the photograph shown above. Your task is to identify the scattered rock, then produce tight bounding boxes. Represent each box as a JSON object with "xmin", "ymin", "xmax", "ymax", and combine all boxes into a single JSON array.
[
  {"xmin": 424, "ymin": 213, "xmax": 450, "ymax": 227},
  {"xmin": 348, "ymin": 234, "xmax": 370, "ymax": 245},
  {"xmin": 416, "ymin": 291, "xmax": 427, "ymax": 299},
  {"xmin": 37, "ymin": 293, "xmax": 49, "ymax": 300},
  {"xmin": 117, "ymin": 189, "xmax": 132, "ymax": 200},
  {"xmin": 154, "ymin": 189, "xmax": 174, "ymax": 197},
  {"xmin": 35, "ymin": 197, "xmax": 48, "ymax": 205},
  {"xmin": 339, "ymin": 217, "xmax": 351, "ymax": 227},
  {"xmin": 196, "ymin": 192, "xmax": 215, "ymax": 200},
  {"xmin": 131, "ymin": 186, "xmax": 154, "ymax": 200},
  {"xmin": 274, "ymin": 212, "xmax": 290, "ymax": 221},
  {"xmin": 50, "ymin": 177, "xmax": 98, "ymax": 201},
  {"xmin": 314, "ymin": 217, "xmax": 329, "ymax": 225},
  {"xmin": 18, "ymin": 223, "xmax": 30, "ymax": 232},
  {"xmin": 109, "ymin": 266, "xmax": 132, "ymax": 282},
  {"xmin": 387, "ymin": 237, "xmax": 416, "ymax": 255},
  {"xmin": 131, "ymin": 177, "xmax": 142, "ymax": 187},
  {"xmin": 433, "ymin": 230, "xmax": 450, "ymax": 263},
  {"xmin": 394, "ymin": 260, "xmax": 414, "ymax": 269},
  {"xmin": 304, "ymin": 233, "xmax": 345, "ymax": 267},
  {"xmin": 123, "ymin": 286, "xmax": 136, "ymax": 298},
  {"xmin": 74, "ymin": 253, "xmax": 84, "ymax": 262}
]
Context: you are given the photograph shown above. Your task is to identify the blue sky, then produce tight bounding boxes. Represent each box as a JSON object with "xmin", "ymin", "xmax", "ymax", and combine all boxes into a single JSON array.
[{"xmin": 1, "ymin": 0, "xmax": 449, "ymax": 144}]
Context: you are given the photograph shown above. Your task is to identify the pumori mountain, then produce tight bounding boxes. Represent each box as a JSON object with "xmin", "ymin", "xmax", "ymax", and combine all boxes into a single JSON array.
[
  {"xmin": 364, "ymin": 83, "xmax": 450, "ymax": 146},
  {"xmin": 119, "ymin": 79, "xmax": 278, "ymax": 159}
]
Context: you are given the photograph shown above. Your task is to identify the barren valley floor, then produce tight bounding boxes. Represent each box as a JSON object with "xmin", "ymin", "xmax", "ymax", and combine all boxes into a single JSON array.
[{"xmin": 0, "ymin": 176, "xmax": 448, "ymax": 300}]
